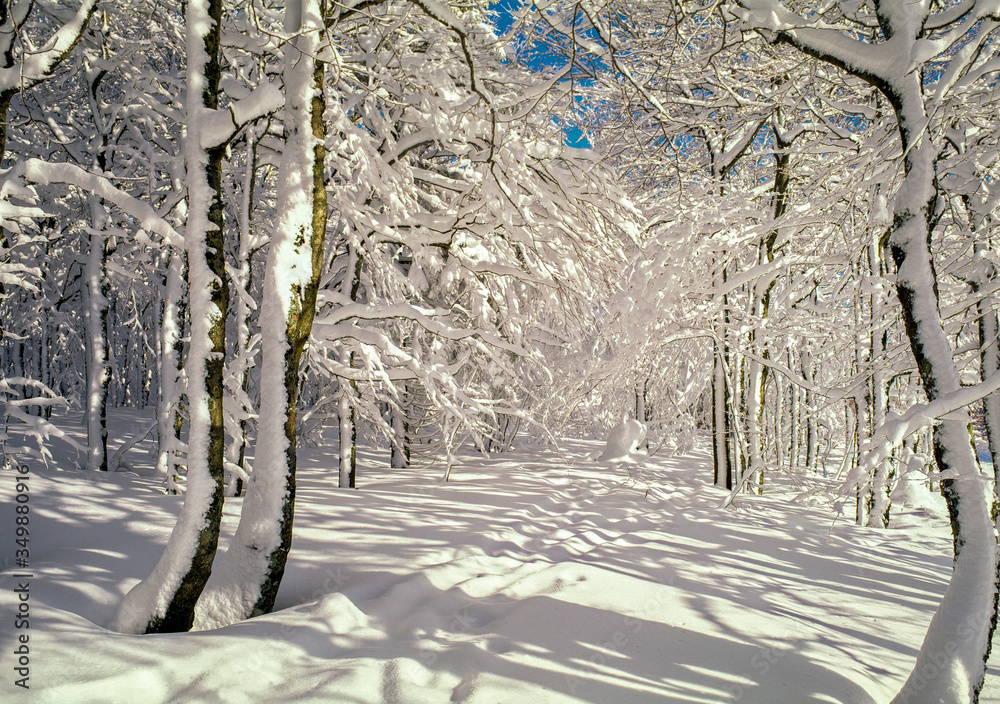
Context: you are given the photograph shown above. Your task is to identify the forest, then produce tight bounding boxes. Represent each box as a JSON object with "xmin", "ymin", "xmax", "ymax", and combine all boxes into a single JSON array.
[{"xmin": 1, "ymin": 0, "xmax": 1000, "ymax": 702}]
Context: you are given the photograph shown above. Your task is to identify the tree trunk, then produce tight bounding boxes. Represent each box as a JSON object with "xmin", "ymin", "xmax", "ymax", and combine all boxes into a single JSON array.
[
  {"xmin": 338, "ymin": 380, "xmax": 356, "ymax": 488},
  {"xmin": 338, "ymin": 243, "xmax": 362, "ymax": 488},
  {"xmin": 886, "ymin": 99, "xmax": 998, "ymax": 704},
  {"xmin": 230, "ymin": 126, "xmax": 262, "ymax": 498},
  {"xmin": 156, "ymin": 249, "xmax": 186, "ymax": 494},
  {"xmin": 194, "ymin": 0, "xmax": 328, "ymax": 628},
  {"xmin": 83, "ymin": 60, "xmax": 112, "ymax": 471},
  {"xmin": 712, "ymin": 338, "xmax": 733, "ymax": 489},
  {"xmin": 980, "ymin": 290, "xmax": 1000, "ymax": 484},
  {"xmin": 970, "ymin": 226, "xmax": 1000, "ymax": 492},
  {"xmin": 390, "ymin": 384, "xmax": 410, "ymax": 468},
  {"xmin": 773, "ymin": 373, "xmax": 784, "ymax": 470},
  {"xmin": 866, "ymin": 242, "xmax": 893, "ymax": 528},
  {"xmin": 802, "ymin": 344, "xmax": 816, "ymax": 472},
  {"xmin": 713, "ymin": 265, "xmax": 733, "ymax": 489},
  {"xmin": 788, "ymin": 347, "xmax": 799, "ymax": 471},
  {"xmin": 635, "ymin": 376, "xmax": 650, "ymax": 451},
  {"xmin": 747, "ymin": 136, "xmax": 791, "ymax": 494},
  {"xmin": 84, "ymin": 197, "xmax": 111, "ymax": 471},
  {"xmin": 732, "ymin": 7, "xmax": 1000, "ymax": 691},
  {"xmin": 111, "ymin": 0, "xmax": 227, "ymax": 635}
]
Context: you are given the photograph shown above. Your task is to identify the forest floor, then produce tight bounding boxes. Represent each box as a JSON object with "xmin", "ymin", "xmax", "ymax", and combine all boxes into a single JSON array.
[{"xmin": 1, "ymin": 409, "xmax": 998, "ymax": 703}]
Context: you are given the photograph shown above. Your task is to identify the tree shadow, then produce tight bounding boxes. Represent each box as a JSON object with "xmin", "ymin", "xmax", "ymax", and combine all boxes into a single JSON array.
[{"xmin": 24, "ymin": 571, "xmax": 876, "ymax": 704}]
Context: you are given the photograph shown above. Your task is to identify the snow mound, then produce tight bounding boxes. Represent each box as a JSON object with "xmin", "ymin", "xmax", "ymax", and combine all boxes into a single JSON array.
[
  {"xmin": 593, "ymin": 414, "xmax": 647, "ymax": 464},
  {"xmin": 891, "ymin": 451, "xmax": 944, "ymax": 514}
]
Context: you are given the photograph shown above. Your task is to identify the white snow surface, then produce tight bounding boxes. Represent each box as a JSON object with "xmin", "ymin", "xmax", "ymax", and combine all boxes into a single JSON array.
[{"xmin": 4, "ymin": 409, "xmax": 1000, "ymax": 703}]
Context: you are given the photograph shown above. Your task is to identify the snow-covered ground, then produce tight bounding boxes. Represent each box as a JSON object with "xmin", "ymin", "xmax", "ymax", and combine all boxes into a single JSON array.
[{"xmin": 1, "ymin": 410, "xmax": 996, "ymax": 703}]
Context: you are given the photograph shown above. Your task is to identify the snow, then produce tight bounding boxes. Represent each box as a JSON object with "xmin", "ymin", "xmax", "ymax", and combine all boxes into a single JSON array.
[
  {"xmin": 0, "ymin": 0, "xmax": 99, "ymax": 92},
  {"xmin": 4, "ymin": 409, "xmax": 998, "ymax": 702},
  {"xmin": 729, "ymin": 4, "xmax": 1000, "ymax": 699},
  {"xmin": 200, "ymin": 82, "xmax": 284, "ymax": 150},
  {"xmin": 891, "ymin": 460, "xmax": 939, "ymax": 514},
  {"xmin": 594, "ymin": 414, "xmax": 647, "ymax": 464},
  {"xmin": 890, "ymin": 420, "xmax": 999, "ymax": 703},
  {"xmin": 22, "ymin": 159, "xmax": 182, "ymax": 247}
]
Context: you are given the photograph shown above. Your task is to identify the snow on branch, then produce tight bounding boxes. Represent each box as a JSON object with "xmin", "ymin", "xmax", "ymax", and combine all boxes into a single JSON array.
[
  {"xmin": 845, "ymin": 370, "xmax": 1000, "ymax": 494},
  {"xmin": 18, "ymin": 159, "xmax": 182, "ymax": 246},
  {"xmin": 727, "ymin": 0, "xmax": 899, "ymax": 89},
  {"xmin": 924, "ymin": 0, "xmax": 1000, "ymax": 30},
  {"xmin": 0, "ymin": 377, "xmax": 84, "ymax": 465},
  {"xmin": 0, "ymin": 0, "xmax": 99, "ymax": 94},
  {"xmin": 200, "ymin": 81, "xmax": 284, "ymax": 150},
  {"xmin": 0, "ymin": 174, "xmax": 48, "ymax": 237},
  {"xmin": 314, "ymin": 299, "xmax": 532, "ymax": 364}
]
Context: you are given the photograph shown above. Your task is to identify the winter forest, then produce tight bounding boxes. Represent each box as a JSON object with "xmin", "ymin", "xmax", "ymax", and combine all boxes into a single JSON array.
[{"xmin": 2, "ymin": 0, "xmax": 1000, "ymax": 701}]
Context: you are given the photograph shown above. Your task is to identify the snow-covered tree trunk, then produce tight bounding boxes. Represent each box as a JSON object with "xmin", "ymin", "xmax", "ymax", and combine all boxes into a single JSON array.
[
  {"xmin": 712, "ymin": 336, "xmax": 732, "ymax": 489},
  {"xmin": 853, "ymin": 312, "xmax": 870, "ymax": 525},
  {"xmin": 787, "ymin": 347, "xmax": 799, "ymax": 470},
  {"xmin": 980, "ymin": 294, "xmax": 1000, "ymax": 480},
  {"xmin": 229, "ymin": 127, "xmax": 262, "ymax": 498},
  {"xmin": 83, "ymin": 196, "xmax": 111, "ymax": 471},
  {"xmin": 338, "ymin": 244, "xmax": 362, "ymax": 488},
  {"xmin": 338, "ymin": 380, "xmax": 356, "ymax": 488},
  {"xmin": 746, "ymin": 138, "xmax": 790, "ymax": 494},
  {"xmin": 390, "ymin": 386, "xmax": 410, "ymax": 468},
  {"xmin": 971, "ymin": 233, "xmax": 1000, "ymax": 490},
  {"xmin": 390, "ymin": 325, "xmax": 411, "ymax": 470},
  {"xmin": 802, "ymin": 342, "xmax": 817, "ymax": 472},
  {"xmin": 40, "ymin": 313, "xmax": 51, "ymax": 419},
  {"xmin": 156, "ymin": 249, "xmax": 186, "ymax": 494},
  {"xmin": 634, "ymin": 376, "xmax": 650, "ymax": 451},
  {"xmin": 729, "ymin": 2, "xmax": 1000, "ymax": 698},
  {"xmin": 866, "ymin": 241, "xmax": 892, "ymax": 528},
  {"xmin": 731, "ymin": 337, "xmax": 747, "ymax": 484},
  {"xmin": 712, "ymin": 265, "xmax": 733, "ymax": 489},
  {"xmin": 773, "ymin": 373, "xmax": 784, "ymax": 469},
  {"xmin": 194, "ymin": 0, "xmax": 328, "ymax": 628},
  {"xmin": 111, "ymin": 0, "xmax": 228, "ymax": 634},
  {"xmin": 744, "ymin": 347, "xmax": 764, "ymax": 493},
  {"xmin": 82, "ymin": 54, "xmax": 112, "ymax": 472},
  {"xmin": 106, "ymin": 295, "xmax": 120, "ymax": 406},
  {"xmin": 886, "ymin": 112, "xmax": 998, "ymax": 704},
  {"xmin": 634, "ymin": 378, "xmax": 645, "ymax": 426},
  {"xmin": 743, "ymin": 289, "xmax": 764, "ymax": 489}
]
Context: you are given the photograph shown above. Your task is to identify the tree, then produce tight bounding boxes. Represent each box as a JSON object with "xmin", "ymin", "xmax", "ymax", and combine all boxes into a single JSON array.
[
  {"xmin": 194, "ymin": 0, "xmax": 328, "ymax": 627},
  {"xmin": 730, "ymin": 1, "xmax": 1000, "ymax": 700},
  {"xmin": 0, "ymin": 0, "xmax": 99, "ymax": 464},
  {"xmin": 112, "ymin": 0, "xmax": 230, "ymax": 634}
]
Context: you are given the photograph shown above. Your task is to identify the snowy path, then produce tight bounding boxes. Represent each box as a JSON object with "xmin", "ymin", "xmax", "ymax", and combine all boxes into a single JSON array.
[{"xmin": 0, "ymin": 419, "xmax": 977, "ymax": 703}]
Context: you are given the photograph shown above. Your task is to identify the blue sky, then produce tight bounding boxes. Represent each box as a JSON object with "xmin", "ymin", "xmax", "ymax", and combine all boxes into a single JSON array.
[{"xmin": 489, "ymin": 0, "xmax": 592, "ymax": 148}]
